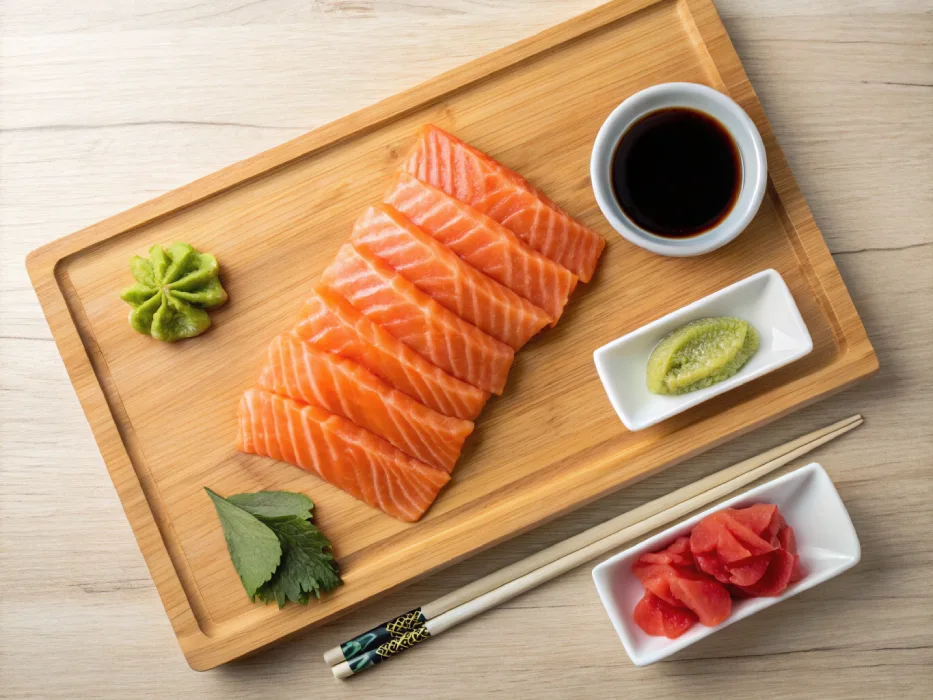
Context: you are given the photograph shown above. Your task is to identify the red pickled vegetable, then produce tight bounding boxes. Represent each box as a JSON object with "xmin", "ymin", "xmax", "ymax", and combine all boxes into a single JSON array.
[
  {"xmin": 694, "ymin": 550, "xmax": 730, "ymax": 583},
  {"xmin": 778, "ymin": 525, "xmax": 796, "ymax": 555},
  {"xmin": 778, "ymin": 525, "xmax": 804, "ymax": 583},
  {"xmin": 669, "ymin": 576, "xmax": 732, "ymax": 626},
  {"xmin": 636, "ymin": 536, "xmax": 694, "ymax": 568},
  {"xmin": 642, "ymin": 572, "xmax": 680, "ymax": 606},
  {"xmin": 633, "ymin": 592, "xmax": 698, "ymax": 639},
  {"xmin": 725, "ymin": 554, "xmax": 772, "ymax": 586},
  {"xmin": 663, "ymin": 536, "xmax": 695, "ymax": 567},
  {"xmin": 733, "ymin": 504, "xmax": 784, "ymax": 542},
  {"xmin": 638, "ymin": 563, "xmax": 731, "ymax": 621},
  {"xmin": 631, "ymin": 503, "xmax": 804, "ymax": 639},
  {"xmin": 736, "ymin": 549, "xmax": 796, "ymax": 596},
  {"xmin": 687, "ymin": 515, "xmax": 720, "ymax": 554},
  {"xmin": 721, "ymin": 512, "xmax": 774, "ymax": 557}
]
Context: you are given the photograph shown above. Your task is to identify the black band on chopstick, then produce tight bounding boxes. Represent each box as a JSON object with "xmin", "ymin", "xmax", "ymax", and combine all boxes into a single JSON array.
[
  {"xmin": 347, "ymin": 626, "xmax": 432, "ymax": 673},
  {"xmin": 339, "ymin": 607, "xmax": 427, "ymax": 661}
]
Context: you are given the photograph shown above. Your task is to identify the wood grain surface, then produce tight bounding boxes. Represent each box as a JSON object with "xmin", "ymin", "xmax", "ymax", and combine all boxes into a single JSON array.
[
  {"xmin": 22, "ymin": 0, "xmax": 878, "ymax": 670},
  {"xmin": 1, "ymin": 0, "xmax": 931, "ymax": 697}
]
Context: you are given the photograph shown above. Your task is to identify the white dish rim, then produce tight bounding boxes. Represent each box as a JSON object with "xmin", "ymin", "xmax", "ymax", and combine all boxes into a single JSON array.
[
  {"xmin": 591, "ymin": 462, "xmax": 861, "ymax": 666},
  {"xmin": 589, "ymin": 82, "xmax": 768, "ymax": 257},
  {"xmin": 593, "ymin": 269, "xmax": 813, "ymax": 431}
]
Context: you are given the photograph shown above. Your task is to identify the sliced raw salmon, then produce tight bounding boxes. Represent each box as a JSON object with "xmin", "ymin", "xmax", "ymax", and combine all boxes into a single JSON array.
[
  {"xmin": 296, "ymin": 286, "xmax": 488, "ymax": 420},
  {"xmin": 321, "ymin": 243, "xmax": 514, "ymax": 395},
  {"xmin": 351, "ymin": 204, "xmax": 551, "ymax": 350},
  {"xmin": 384, "ymin": 172, "xmax": 579, "ymax": 324},
  {"xmin": 401, "ymin": 124, "xmax": 605, "ymax": 282},
  {"xmin": 236, "ymin": 388, "xmax": 449, "ymax": 522},
  {"xmin": 257, "ymin": 332, "xmax": 472, "ymax": 473}
]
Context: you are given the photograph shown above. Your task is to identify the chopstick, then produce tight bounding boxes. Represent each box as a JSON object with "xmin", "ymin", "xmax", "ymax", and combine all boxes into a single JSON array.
[{"xmin": 327, "ymin": 414, "xmax": 862, "ymax": 678}]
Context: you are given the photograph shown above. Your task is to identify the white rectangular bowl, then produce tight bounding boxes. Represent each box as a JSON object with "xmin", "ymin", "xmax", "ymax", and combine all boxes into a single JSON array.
[
  {"xmin": 591, "ymin": 462, "xmax": 861, "ymax": 667},
  {"xmin": 593, "ymin": 269, "xmax": 813, "ymax": 431}
]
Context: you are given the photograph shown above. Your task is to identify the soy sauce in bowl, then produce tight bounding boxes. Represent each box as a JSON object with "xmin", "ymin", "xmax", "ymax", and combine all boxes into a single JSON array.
[{"xmin": 610, "ymin": 107, "xmax": 741, "ymax": 238}]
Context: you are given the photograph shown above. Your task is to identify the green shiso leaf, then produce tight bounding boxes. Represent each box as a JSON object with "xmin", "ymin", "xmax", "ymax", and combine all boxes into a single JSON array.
[
  {"xmin": 205, "ymin": 488, "xmax": 342, "ymax": 607},
  {"xmin": 205, "ymin": 488, "xmax": 281, "ymax": 599}
]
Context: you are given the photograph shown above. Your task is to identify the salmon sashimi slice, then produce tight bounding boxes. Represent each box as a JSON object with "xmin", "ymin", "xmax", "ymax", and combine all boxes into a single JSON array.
[
  {"xmin": 402, "ymin": 124, "xmax": 605, "ymax": 282},
  {"xmin": 384, "ymin": 172, "xmax": 579, "ymax": 325},
  {"xmin": 296, "ymin": 286, "xmax": 489, "ymax": 420},
  {"xmin": 321, "ymin": 243, "xmax": 514, "ymax": 395},
  {"xmin": 236, "ymin": 388, "xmax": 449, "ymax": 522},
  {"xmin": 351, "ymin": 204, "xmax": 551, "ymax": 350},
  {"xmin": 257, "ymin": 332, "xmax": 472, "ymax": 473}
]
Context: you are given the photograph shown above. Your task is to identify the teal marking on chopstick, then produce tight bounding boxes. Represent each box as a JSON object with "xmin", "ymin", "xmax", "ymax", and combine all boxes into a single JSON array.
[
  {"xmin": 339, "ymin": 608, "xmax": 426, "ymax": 660},
  {"xmin": 347, "ymin": 626, "xmax": 432, "ymax": 673}
]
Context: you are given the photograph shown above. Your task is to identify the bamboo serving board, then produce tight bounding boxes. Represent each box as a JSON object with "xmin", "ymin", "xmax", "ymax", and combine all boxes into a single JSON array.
[{"xmin": 27, "ymin": 0, "xmax": 877, "ymax": 671}]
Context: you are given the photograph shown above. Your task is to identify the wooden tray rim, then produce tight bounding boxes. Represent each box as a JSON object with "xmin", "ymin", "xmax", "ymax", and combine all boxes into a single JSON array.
[{"xmin": 25, "ymin": 0, "xmax": 878, "ymax": 670}]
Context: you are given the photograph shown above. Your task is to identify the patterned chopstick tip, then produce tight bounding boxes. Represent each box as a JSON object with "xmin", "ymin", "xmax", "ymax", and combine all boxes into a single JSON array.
[
  {"xmin": 347, "ymin": 626, "xmax": 432, "ymax": 674},
  {"xmin": 339, "ymin": 608, "xmax": 427, "ymax": 661}
]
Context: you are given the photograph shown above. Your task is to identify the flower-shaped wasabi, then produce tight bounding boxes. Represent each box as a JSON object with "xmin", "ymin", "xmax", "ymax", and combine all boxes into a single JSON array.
[{"xmin": 120, "ymin": 243, "xmax": 228, "ymax": 342}]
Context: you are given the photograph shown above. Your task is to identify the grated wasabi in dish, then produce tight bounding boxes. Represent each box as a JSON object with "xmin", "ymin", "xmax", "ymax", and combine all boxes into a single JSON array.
[{"xmin": 646, "ymin": 317, "xmax": 759, "ymax": 395}]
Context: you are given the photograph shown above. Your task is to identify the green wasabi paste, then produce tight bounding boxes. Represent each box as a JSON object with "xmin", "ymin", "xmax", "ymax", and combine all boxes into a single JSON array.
[
  {"xmin": 120, "ymin": 242, "xmax": 227, "ymax": 342},
  {"xmin": 646, "ymin": 317, "xmax": 759, "ymax": 395}
]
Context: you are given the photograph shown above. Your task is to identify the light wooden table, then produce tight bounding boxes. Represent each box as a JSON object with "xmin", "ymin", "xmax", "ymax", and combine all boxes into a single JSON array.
[{"xmin": 1, "ymin": 1, "xmax": 931, "ymax": 697}]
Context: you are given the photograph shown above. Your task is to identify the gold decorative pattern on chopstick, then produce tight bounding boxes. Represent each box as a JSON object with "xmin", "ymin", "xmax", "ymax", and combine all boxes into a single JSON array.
[
  {"xmin": 345, "ymin": 627, "xmax": 432, "ymax": 674},
  {"xmin": 327, "ymin": 608, "xmax": 427, "ymax": 666},
  {"xmin": 328, "ymin": 415, "xmax": 863, "ymax": 679}
]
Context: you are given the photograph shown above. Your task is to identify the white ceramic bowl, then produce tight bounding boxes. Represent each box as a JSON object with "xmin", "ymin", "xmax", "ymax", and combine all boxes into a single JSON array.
[
  {"xmin": 592, "ymin": 462, "xmax": 861, "ymax": 667},
  {"xmin": 593, "ymin": 269, "xmax": 812, "ymax": 431},
  {"xmin": 590, "ymin": 82, "xmax": 767, "ymax": 257}
]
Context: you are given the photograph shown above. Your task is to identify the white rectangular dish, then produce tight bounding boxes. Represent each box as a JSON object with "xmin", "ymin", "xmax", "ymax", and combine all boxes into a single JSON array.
[
  {"xmin": 593, "ymin": 269, "xmax": 813, "ymax": 431},
  {"xmin": 591, "ymin": 462, "xmax": 861, "ymax": 666}
]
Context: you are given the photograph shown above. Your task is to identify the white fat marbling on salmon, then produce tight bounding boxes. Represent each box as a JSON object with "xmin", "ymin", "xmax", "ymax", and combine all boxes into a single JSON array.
[
  {"xmin": 402, "ymin": 124, "xmax": 605, "ymax": 282},
  {"xmin": 321, "ymin": 242, "xmax": 513, "ymax": 395},
  {"xmin": 257, "ymin": 332, "xmax": 472, "ymax": 473},
  {"xmin": 384, "ymin": 172, "xmax": 578, "ymax": 323},
  {"xmin": 295, "ymin": 285, "xmax": 489, "ymax": 420},
  {"xmin": 351, "ymin": 204, "xmax": 550, "ymax": 350},
  {"xmin": 235, "ymin": 388, "xmax": 449, "ymax": 522}
]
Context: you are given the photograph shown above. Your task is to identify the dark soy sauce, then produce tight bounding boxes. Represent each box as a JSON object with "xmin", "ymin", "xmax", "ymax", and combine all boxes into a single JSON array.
[{"xmin": 611, "ymin": 107, "xmax": 741, "ymax": 238}]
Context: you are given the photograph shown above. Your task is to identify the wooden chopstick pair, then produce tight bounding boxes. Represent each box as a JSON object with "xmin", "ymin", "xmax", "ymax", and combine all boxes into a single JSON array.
[{"xmin": 325, "ymin": 414, "xmax": 863, "ymax": 679}]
